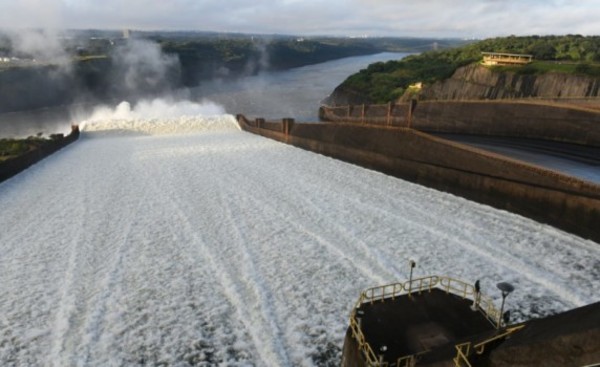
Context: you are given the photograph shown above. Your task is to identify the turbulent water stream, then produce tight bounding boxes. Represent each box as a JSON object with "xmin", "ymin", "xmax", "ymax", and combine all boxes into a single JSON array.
[{"xmin": 1, "ymin": 112, "xmax": 599, "ymax": 366}]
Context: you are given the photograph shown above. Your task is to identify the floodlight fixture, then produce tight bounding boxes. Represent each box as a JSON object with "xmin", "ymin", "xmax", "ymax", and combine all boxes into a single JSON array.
[{"xmin": 496, "ymin": 282, "xmax": 515, "ymax": 328}]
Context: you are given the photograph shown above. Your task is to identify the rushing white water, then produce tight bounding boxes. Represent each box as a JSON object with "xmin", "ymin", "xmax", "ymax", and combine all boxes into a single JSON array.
[
  {"xmin": 81, "ymin": 99, "xmax": 239, "ymax": 136},
  {"xmin": 1, "ymin": 111, "xmax": 599, "ymax": 366}
]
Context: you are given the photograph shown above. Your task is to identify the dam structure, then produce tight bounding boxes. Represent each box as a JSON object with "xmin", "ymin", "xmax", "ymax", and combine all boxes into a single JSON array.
[
  {"xmin": 312, "ymin": 98, "xmax": 600, "ymax": 242},
  {"xmin": 0, "ymin": 110, "xmax": 599, "ymax": 365}
]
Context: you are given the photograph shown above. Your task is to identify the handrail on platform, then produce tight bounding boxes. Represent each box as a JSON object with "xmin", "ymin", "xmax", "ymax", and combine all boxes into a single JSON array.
[{"xmin": 452, "ymin": 325, "xmax": 525, "ymax": 366}]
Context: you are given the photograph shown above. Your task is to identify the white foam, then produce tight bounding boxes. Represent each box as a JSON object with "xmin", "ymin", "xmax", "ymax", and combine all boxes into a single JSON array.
[
  {"xmin": 80, "ymin": 99, "xmax": 239, "ymax": 136},
  {"xmin": 1, "ymin": 114, "xmax": 599, "ymax": 366}
]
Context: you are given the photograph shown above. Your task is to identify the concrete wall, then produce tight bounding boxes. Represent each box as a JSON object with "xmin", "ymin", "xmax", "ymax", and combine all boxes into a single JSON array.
[
  {"xmin": 237, "ymin": 115, "xmax": 600, "ymax": 243},
  {"xmin": 0, "ymin": 126, "xmax": 80, "ymax": 183},
  {"xmin": 320, "ymin": 100, "xmax": 600, "ymax": 147},
  {"xmin": 412, "ymin": 101, "xmax": 600, "ymax": 147},
  {"xmin": 341, "ymin": 329, "xmax": 366, "ymax": 367}
]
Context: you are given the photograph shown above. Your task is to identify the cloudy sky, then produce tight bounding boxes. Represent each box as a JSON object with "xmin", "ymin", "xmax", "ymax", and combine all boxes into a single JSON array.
[{"xmin": 1, "ymin": 0, "xmax": 599, "ymax": 38}]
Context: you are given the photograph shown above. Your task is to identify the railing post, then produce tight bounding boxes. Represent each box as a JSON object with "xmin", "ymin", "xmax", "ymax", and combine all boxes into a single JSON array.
[
  {"xmin": 318, "ymin": 106, "xmax": 326, "ymax": 121},
  {"xmin": 361, "ymin": 104, "xmax": 366, "ymax": 124},
  {"xmin": 408, "ymin": 260, "xmax": 416, "ymax": 297},
  {"xmin": 387, "ymin": 102, "xmax": 393, "ymax": 126},
  {"xmin": 407, "ymin": 99, "xmax": 417, "ymax": 128},
  {"xmin": 282, "ymin": 118, "xmax": 294, "ymax": 136},
  {"xmin": 256, "ymin": 118, "xmax": 265, "ymax": 129}
]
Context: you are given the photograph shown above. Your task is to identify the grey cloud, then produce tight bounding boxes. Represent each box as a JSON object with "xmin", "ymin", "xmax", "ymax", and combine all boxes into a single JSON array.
[{"xmin": 1, "ymin": 0, "xmax": 599, "ymax": 37}]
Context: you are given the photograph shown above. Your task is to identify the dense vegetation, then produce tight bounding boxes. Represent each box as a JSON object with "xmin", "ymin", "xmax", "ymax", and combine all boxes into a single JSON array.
[
  {"xmin": 157, "ymin": 36, "xmax": 467, "ymax": 86},
  {"xmin": 338, "ymin": 35, "xmax": 600, "ymax": 104},
  {"xmin": 0, "ymin": 134, "xmax": 63, "ymax": 161}
]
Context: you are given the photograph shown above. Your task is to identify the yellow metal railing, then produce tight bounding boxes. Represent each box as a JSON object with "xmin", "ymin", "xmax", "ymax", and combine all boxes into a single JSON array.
[
  {"xmin": 454, "ymin": 342, "xmax": 473, "ymax": 367},
  {"xmin": 439, "ymin": 277, "xmax": 475, "ymax": 298},
  {"xmin": 359, "ymin": 275, "xmax": 440, "ymax": 305},
  {"xmin": 358, "ymin": 276, "xmax": 499, "ymax": 325},
  {"xmin": 453, "ymin": 325, "xmax": 525, "ymax": 366},
  {"xmin": 473, "ymin": 325, "xmax": 525, "ymax": 355},
  {"xmin": 349, "ymin": 275, "xmax": 504, "ymax": 367},
  {"xmin": 396, "ymin": 355, "xmax": 416, "ymax": 367},
  {"xmin": 349, "ymin": 314, "xmax": 380, "ymax": 366}
]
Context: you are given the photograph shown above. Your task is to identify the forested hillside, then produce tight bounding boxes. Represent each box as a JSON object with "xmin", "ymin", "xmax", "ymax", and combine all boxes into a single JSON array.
[{"xmin": 331, "ymin": 35, "xmax": 600, "ymax": 104}]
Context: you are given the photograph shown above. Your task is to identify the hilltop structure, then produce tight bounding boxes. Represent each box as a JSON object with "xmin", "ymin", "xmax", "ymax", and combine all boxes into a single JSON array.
[{"xmin": 481, "ymin": 52, "xmax": 533, "ymax": 66}]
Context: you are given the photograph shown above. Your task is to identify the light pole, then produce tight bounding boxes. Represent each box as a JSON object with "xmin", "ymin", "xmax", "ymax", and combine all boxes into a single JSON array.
[
  {"xmin": 496, "ymin": 282, "xmax": 515, "ymax": 328},
  {"xmin": 408, "ymin": 260, "xmax": 416, "ymax": 296}
]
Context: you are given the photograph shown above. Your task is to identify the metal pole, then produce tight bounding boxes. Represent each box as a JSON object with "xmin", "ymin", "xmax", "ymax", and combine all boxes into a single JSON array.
[
  {"xmin": 496, "ymin": 282, "xmax": 514, "ymax": 329},
  {"xmin": 408, "ymin": 260, "xmax": 416, "ymax": 297},
  {"xmin": 498, "ymin": 294, "xmax": 507, "ymax": 328}
]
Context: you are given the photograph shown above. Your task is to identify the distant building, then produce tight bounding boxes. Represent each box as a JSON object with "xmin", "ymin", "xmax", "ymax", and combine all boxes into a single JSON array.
[
  {"xmin": 481, "ymin": 52, "xmax": 533, "ymax": 66},
  {"xmin": 123, "ymin": 29, "xmax": 131, "ymax": 39}
]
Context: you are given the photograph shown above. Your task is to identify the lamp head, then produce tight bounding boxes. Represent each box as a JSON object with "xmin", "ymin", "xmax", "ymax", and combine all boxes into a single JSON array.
[{"xmin": 497, "ymin": 282, "xmax": 515, "ymax": 297}]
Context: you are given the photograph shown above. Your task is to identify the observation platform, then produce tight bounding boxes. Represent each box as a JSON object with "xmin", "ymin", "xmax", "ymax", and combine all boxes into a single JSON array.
[
  {"xmin": 343, "ymin": 276, "xmax": 506, "ymax": 366},
  {"xmin": 481, "ymin": 52, "xmax": 533, "ymax": 66},
  {"xmin": 356, "ymin": 289, "xmax": 496, "ymax": 363}
]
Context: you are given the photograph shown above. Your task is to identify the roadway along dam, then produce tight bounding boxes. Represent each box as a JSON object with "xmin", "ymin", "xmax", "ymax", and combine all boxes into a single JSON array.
[
  {"xmin": 1, "ymin": 114, "xmax": 599, "ymax": 366},
  {"xmin": 432, "ymin": 133, "xmax": 600, "ymax": 185}
]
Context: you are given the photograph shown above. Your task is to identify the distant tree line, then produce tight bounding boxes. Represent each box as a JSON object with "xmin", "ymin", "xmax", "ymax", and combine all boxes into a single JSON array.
[
  {"xmin": 157, "ymin": 36, "xmax": 466, "ymax": 86},
  {"xmin": 0, "ymin": 32, "xmax": 466, "ymax": 113}
]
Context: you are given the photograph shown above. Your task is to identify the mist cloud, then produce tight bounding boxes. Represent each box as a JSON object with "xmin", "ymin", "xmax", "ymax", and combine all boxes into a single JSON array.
[
  {"xmin": 109, "ymin": 39, "xmax": 180, "ymax": 97},
  {"xmin": 5, "ymin": 29, "xmax": 71, "ymax": 66}
]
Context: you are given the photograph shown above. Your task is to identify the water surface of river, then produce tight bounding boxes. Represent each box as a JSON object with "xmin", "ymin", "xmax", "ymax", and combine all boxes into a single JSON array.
[
  {"xmin": 0, "ymin": 52, "xmax": 407, "ymax": 137},
  {"xmin": 190, "ymin": 52, "xmax": 407, "ymax": 121}
]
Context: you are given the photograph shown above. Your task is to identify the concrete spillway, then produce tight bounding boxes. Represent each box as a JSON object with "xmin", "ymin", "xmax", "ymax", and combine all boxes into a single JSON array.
[{"xmin": 1, "ymin": 115, "xmax": 599, "ymax": 366}]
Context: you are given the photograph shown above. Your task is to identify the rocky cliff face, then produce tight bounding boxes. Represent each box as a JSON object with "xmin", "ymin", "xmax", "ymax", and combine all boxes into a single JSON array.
[{"xmin": 414, "ymin": 64, "xmax": 600, "ymax": 101}]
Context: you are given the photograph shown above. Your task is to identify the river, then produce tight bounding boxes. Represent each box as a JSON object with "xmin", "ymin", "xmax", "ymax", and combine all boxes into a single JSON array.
[
  {"xmin": 189, "ymin": 52, "xmax": 408, "ymax": 121},
  {"xmin": 0, "ymin": 52, "xmax": 407, "ymax": 137}
]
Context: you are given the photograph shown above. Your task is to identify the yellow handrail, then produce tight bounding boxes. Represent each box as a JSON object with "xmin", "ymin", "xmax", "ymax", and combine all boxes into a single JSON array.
[
  {"xmin": 396, "ymin": 354, "xmax": 416, "ymax": 367},
  {"xmin": 473, "ymin": 325, "xmax": 525, "ymax": 354},
  {"xmin": 349, "ymin": 314, "xmax": 379, "ymax": 366},
  {"xmin": 439, "ymin": 277, "xmax": 475, "ymax": 298},
  {"xmin": 453, "ymin": 343, "xmax": 473, "ymax": 367},
  {"xmin": 452, "ymin": 325, "xmax": 525, "ymax": 366},
  {"xmin": 360, "ymin": 275, "xmax": 441, "ymax": 304}
]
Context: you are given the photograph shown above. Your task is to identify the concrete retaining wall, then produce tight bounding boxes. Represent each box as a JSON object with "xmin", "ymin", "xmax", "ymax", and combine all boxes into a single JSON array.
[
  {"xmin": 320, "ymin": 100, "xmax": 600, "ymax": 147},
  {"xmin": 412, "ymin": 101, "xmax": 600, "ymax": 147},
  {"xmin": 0, "ymin": 126, "xmax": 80, "ymax": 183},
  {"xmin": 237, "ymin": 115, "xmax": 600, "ymax": 243}
]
